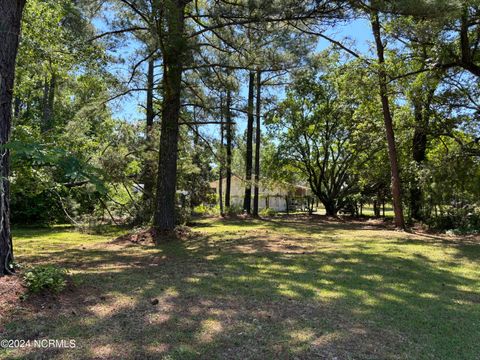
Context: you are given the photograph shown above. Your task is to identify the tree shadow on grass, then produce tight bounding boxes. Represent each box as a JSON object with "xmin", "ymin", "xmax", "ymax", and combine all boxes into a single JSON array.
[{"xmin": 3, "ymin": 222, "xmax": 480, "ymax": 360}]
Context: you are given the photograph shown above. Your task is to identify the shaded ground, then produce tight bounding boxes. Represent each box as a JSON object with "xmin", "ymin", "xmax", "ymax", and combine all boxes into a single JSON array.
[{"xmin": 1, "ymin": 216, "xmax": 480, "ymax": 359}]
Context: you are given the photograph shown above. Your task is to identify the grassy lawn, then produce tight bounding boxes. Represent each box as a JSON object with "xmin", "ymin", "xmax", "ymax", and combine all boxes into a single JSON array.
[
  {"xmin": 1, "ymin": 216, "xmax": 480, "ymax": 359},
  {"xmin": 314, "ymin": 204, "xmax": 395, "ymax": 217}
]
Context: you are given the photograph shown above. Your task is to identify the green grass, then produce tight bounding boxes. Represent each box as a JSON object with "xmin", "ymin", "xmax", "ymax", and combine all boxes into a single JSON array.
[
  {"xmin": 314, "ymin": 203, "xmax": 395, "ymax": 217},
  {"xmin": 2, "ymin": 217, "xmax": 480, "ymax": 359}
]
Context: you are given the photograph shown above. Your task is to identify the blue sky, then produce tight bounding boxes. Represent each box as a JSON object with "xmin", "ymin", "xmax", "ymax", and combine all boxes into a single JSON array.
[{"xmin": 100, "ymin": 18, "xmax": 375, "ymax": 128}]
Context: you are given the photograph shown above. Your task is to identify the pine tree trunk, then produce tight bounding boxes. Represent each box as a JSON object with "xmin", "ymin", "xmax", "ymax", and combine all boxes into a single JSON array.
[
  {"xmin": 370, "ymin": 10, "xmax": 405, "ymax": 229},
  {"xmin": 154, "ymin": 0, "xmax": 187, "ymax": 236},
  {"xmin": 13, "ymin": 97, "xmax": 20, "ymax": 120},
  {"xmin": 0, "ymin": 0, "xmax": 26, "ymax": 276},
  {"xmin": 42, "ymin": 76, "xmax": 49, "ymax": 129},
  {"xmin": 42, "ymin": 74, "xmax": 55, "ymax": 132},
  {"xmin": 47, "ymin": 74, "xmax": 55, "ymax": 126},
  {"xmin": 219, "ymin": 97, "xmax": 224, "ymax": 216},
  {"xmin": 253, "ymin": 70, "xmax": 261, "ymax": 217},
  {"xmin": 142, "ymin": 57, "xmax": 155, "ymax": 221},
  {"xmin": 410, "ymin": 100, "xmax": 427, "ymax": 221},
  {"xmin": 373, "ymin": 199, "xmax": 380, "ymax": 217},
  {"xmin": 243, "ymin": 71, "xmax": 255, "ymax": 214},
  {"xmin": 225, "ymin": 90, "xmax": 232, "ymax": 209}
]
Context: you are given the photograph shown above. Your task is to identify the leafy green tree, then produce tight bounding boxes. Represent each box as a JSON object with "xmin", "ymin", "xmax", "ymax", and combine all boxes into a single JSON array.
[{"xmin": 268, "ymin": 61, "xmax": 382, "ymax": 215}]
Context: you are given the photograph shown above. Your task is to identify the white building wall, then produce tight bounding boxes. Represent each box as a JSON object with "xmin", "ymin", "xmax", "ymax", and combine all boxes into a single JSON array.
[{"xmin": 211, "ymin": 176, "xmax": 308, "ymax": 212}]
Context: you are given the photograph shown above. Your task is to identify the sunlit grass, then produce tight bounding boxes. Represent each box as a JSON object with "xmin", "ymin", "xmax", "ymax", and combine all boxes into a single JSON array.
[{"xmin": 2, "ymin": 217, "xmax": 480, "ymax": 359}]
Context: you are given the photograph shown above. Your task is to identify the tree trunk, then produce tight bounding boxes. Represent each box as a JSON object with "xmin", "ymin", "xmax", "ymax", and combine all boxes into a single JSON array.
[
  {"xmin": 13, "ymin": 97, "xmax": 20, "ymax": 120},
  {"xmin": 373, "ymin": 199, "xmax": 380, "ymax": 217},
  {"xmin": 146, "ymin": 58, "xmax": 155, "ymax": 133},
  {"xmin": 243, "ymin": 71, "xmax": 255, "ymax": 214},
  {"xmin": 370, "ymin": 10, "xmax": 405, "ymax": 229},
  {"xmin": 0, "ymin": 0, "xmax": 26, "ymax": 276},
  {"xmin": 324, "ymin": 201, "xmax": 337, "ymax": 217},
  {"xmin": 225, "ymin": 89, "xmax": 232, "ymax": 209},
  {"xmin": 142, "ymin": 57, "xmax": 156, "ymax": 221},
  {"xmin": 410, "ymin": 100, "xmax": 428, "ymax": 220},
  {"xmin": 459, "ymin": 6, "xmax": 480, "ymax": 77},
  {"xmin": 219, "ymin": 98, "xmax": 224, "ymax": 216},
  {"xmin": 47, "ymin": 74, "xmax": 55, "ymax": 126},
  {"xmin": 253, "ymin": 70, "xmax": 261, "ymax": 217},
  {"xmin": 154, "ymin": 0, "xmax": 187, "ymax": 236},
  {"xmin": 42, "ymin": 74, "xmax": 55, "ymax": 132}
]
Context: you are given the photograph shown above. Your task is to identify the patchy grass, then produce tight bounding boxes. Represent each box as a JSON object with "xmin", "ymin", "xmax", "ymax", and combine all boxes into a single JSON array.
[
  {"xmin": 314, "ymin": 204, "xmax": 394, "ymax": 217},
  {"xmin": 1, "ymin": 216, "xmax": 480, "ymax": 359}
]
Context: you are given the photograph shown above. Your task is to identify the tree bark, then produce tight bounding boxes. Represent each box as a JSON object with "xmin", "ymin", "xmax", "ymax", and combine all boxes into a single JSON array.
[
  {"xmin": 146, "ymin": 57, "xmax": 155, "ymax": 133},
  {"xmin": 458, "ymin": 5, "xmax": 480, "ymax": 77},
  {"xmin": 253, "ymin": 70, "xmax": 261, "ymax": 217},
  {"xmin": 154, "ymin": 0, "xmax": 188, "ymax": 235},
  {"xmin": 410, "ymin": 99, "xmax": 428, "ymax": 220},
  {"xmin": 219, "ymin": 119, "xmax": 224, "ymax": 216},
  {"xmin": 219, "ymin": 96, "xmax": 224, "ymax": 215},
  {"xmin": 225, "ymin": 89, "xmax": 232, "ymax": 209},
  {"xmin": 373, "ymin": 199, "xmax": 380, "ymax": 217},
  {"xmin": 370, "ymin": 10, "xmax": 406, "ymax": 229},
  {"xmin": 0, "ymin": 0, "xmax": 26, "ymax": 275},
  {"xmin": 324, "ymin": 201, "xmax": 337, "ymax": 217},
  {"xmin": 243, "ymin": 71, "xmax": 255, "ymax": 214},
  {"xmin": 13, "ymin": 97, "xmax": 20, "ymax": 120},
  {"xmin": 142, "ymin": 57, "xmax": 155, "ymax": 221},
  {"xmin": 42, "ymin": 74, "xmax": 55, "ymax": 132}
]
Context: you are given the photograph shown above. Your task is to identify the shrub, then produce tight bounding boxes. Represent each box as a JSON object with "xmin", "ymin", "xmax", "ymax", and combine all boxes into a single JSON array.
[
  {"xmin": 23, "ymin": 265, "xmax": 68, "ymax": 294},
  {"xmin": 175, "ymin": 192, "xmax": 191, "ymax": 225},
  {"xmin": 226, "ymin": 204, "xmax": 244, "ymax": 216},
  {"xmin": 259, "ymin": 207, "xmax": 277, "ymax": 217},
  {"xmin": 192, "ymin": 204, "xmax": 220, "ymax": 216},
  {"xmin": 428, "ymin": 206, "xmax": 480, "ymax": 233}
]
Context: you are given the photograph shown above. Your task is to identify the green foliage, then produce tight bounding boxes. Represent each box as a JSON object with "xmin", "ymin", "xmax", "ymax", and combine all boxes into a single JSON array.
[
  {"xmin": 175, "ymin": 192, "xmax": 192, "ymax": 225},
  {"xmin": 267, "ymin": 51, "xmax": 384, "ymax": 215},
  {"xmin": 6, "ymin": 140, "xmax": 106, "ymax": 194},
  {"xmin": 226, "ymin": 204, "xmax": 244, "ymax": 216},
  {"xmin": 193, "ymin": 204, "xmax": 220, "ymax": 216},
  {"xmin": 259, "ymin": 207, "xmax": 277, "ymax": 217},
  {"xmin": 23, "ymin": 265, "xmax": 68, "ymax": 294},
  {"xmin": 428, "ymin": 206, "xmax": 480, "ymax": 233}
]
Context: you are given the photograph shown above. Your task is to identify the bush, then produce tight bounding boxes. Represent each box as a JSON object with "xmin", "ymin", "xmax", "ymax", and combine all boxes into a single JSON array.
[
  {"xmin": 23, "ymin": 265, "xmax": 68, "ymax": 294},
  {"xmin": 192, "ymin": 204, "xmax": 220, "ymax": 216},
  {"xmin": 428, "ymin": 206, "xmax": 480, "ymax": 233},
  {"xmin": 226, "ymin": 204, "xmax": 244, "ymax": 216},
  {"xmin": 259, "ymin": 207, "xmax": 277, "ymax": 217},
  {"xmin": 175, "ymin": 192, "xmax": 191, "ymax": 225}
]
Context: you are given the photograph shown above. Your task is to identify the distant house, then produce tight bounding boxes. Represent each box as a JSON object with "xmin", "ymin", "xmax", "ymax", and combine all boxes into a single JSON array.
[{"xmin": 209, "ymin": 175, "xmax": 311, "ymax": 212}]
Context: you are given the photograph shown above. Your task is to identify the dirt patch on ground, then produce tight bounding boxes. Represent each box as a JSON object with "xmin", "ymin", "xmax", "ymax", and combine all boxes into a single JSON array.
[
  {"xmin": 0, "ymin": 274, "xmax": 83, "ymax": 331},
  {"xmin": 110, "ymin": 225, "xmax": 195, "ymax": 245},
  {"xmin": 111, "ymin": 228, "xmax": 157, "ymax": 244},
  {"xmin": 0, "ymin": 275, "xmax": 26, "ymax": 328}
]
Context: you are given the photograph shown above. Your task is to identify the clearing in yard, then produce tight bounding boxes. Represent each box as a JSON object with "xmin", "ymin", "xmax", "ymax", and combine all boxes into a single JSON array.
[{"xmin": 1, "ymin": 215, "xmax": 479, "ymax": 359}]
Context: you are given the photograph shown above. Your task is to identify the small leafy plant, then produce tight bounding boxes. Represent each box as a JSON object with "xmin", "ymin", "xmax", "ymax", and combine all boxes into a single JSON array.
[
  {"xmin": 23, "ymin": 265, "xmax": 68, "ymax": 294},
  {"xmin": 259, "ymin": 207, "xmax": 277, "ymax": 217}
]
